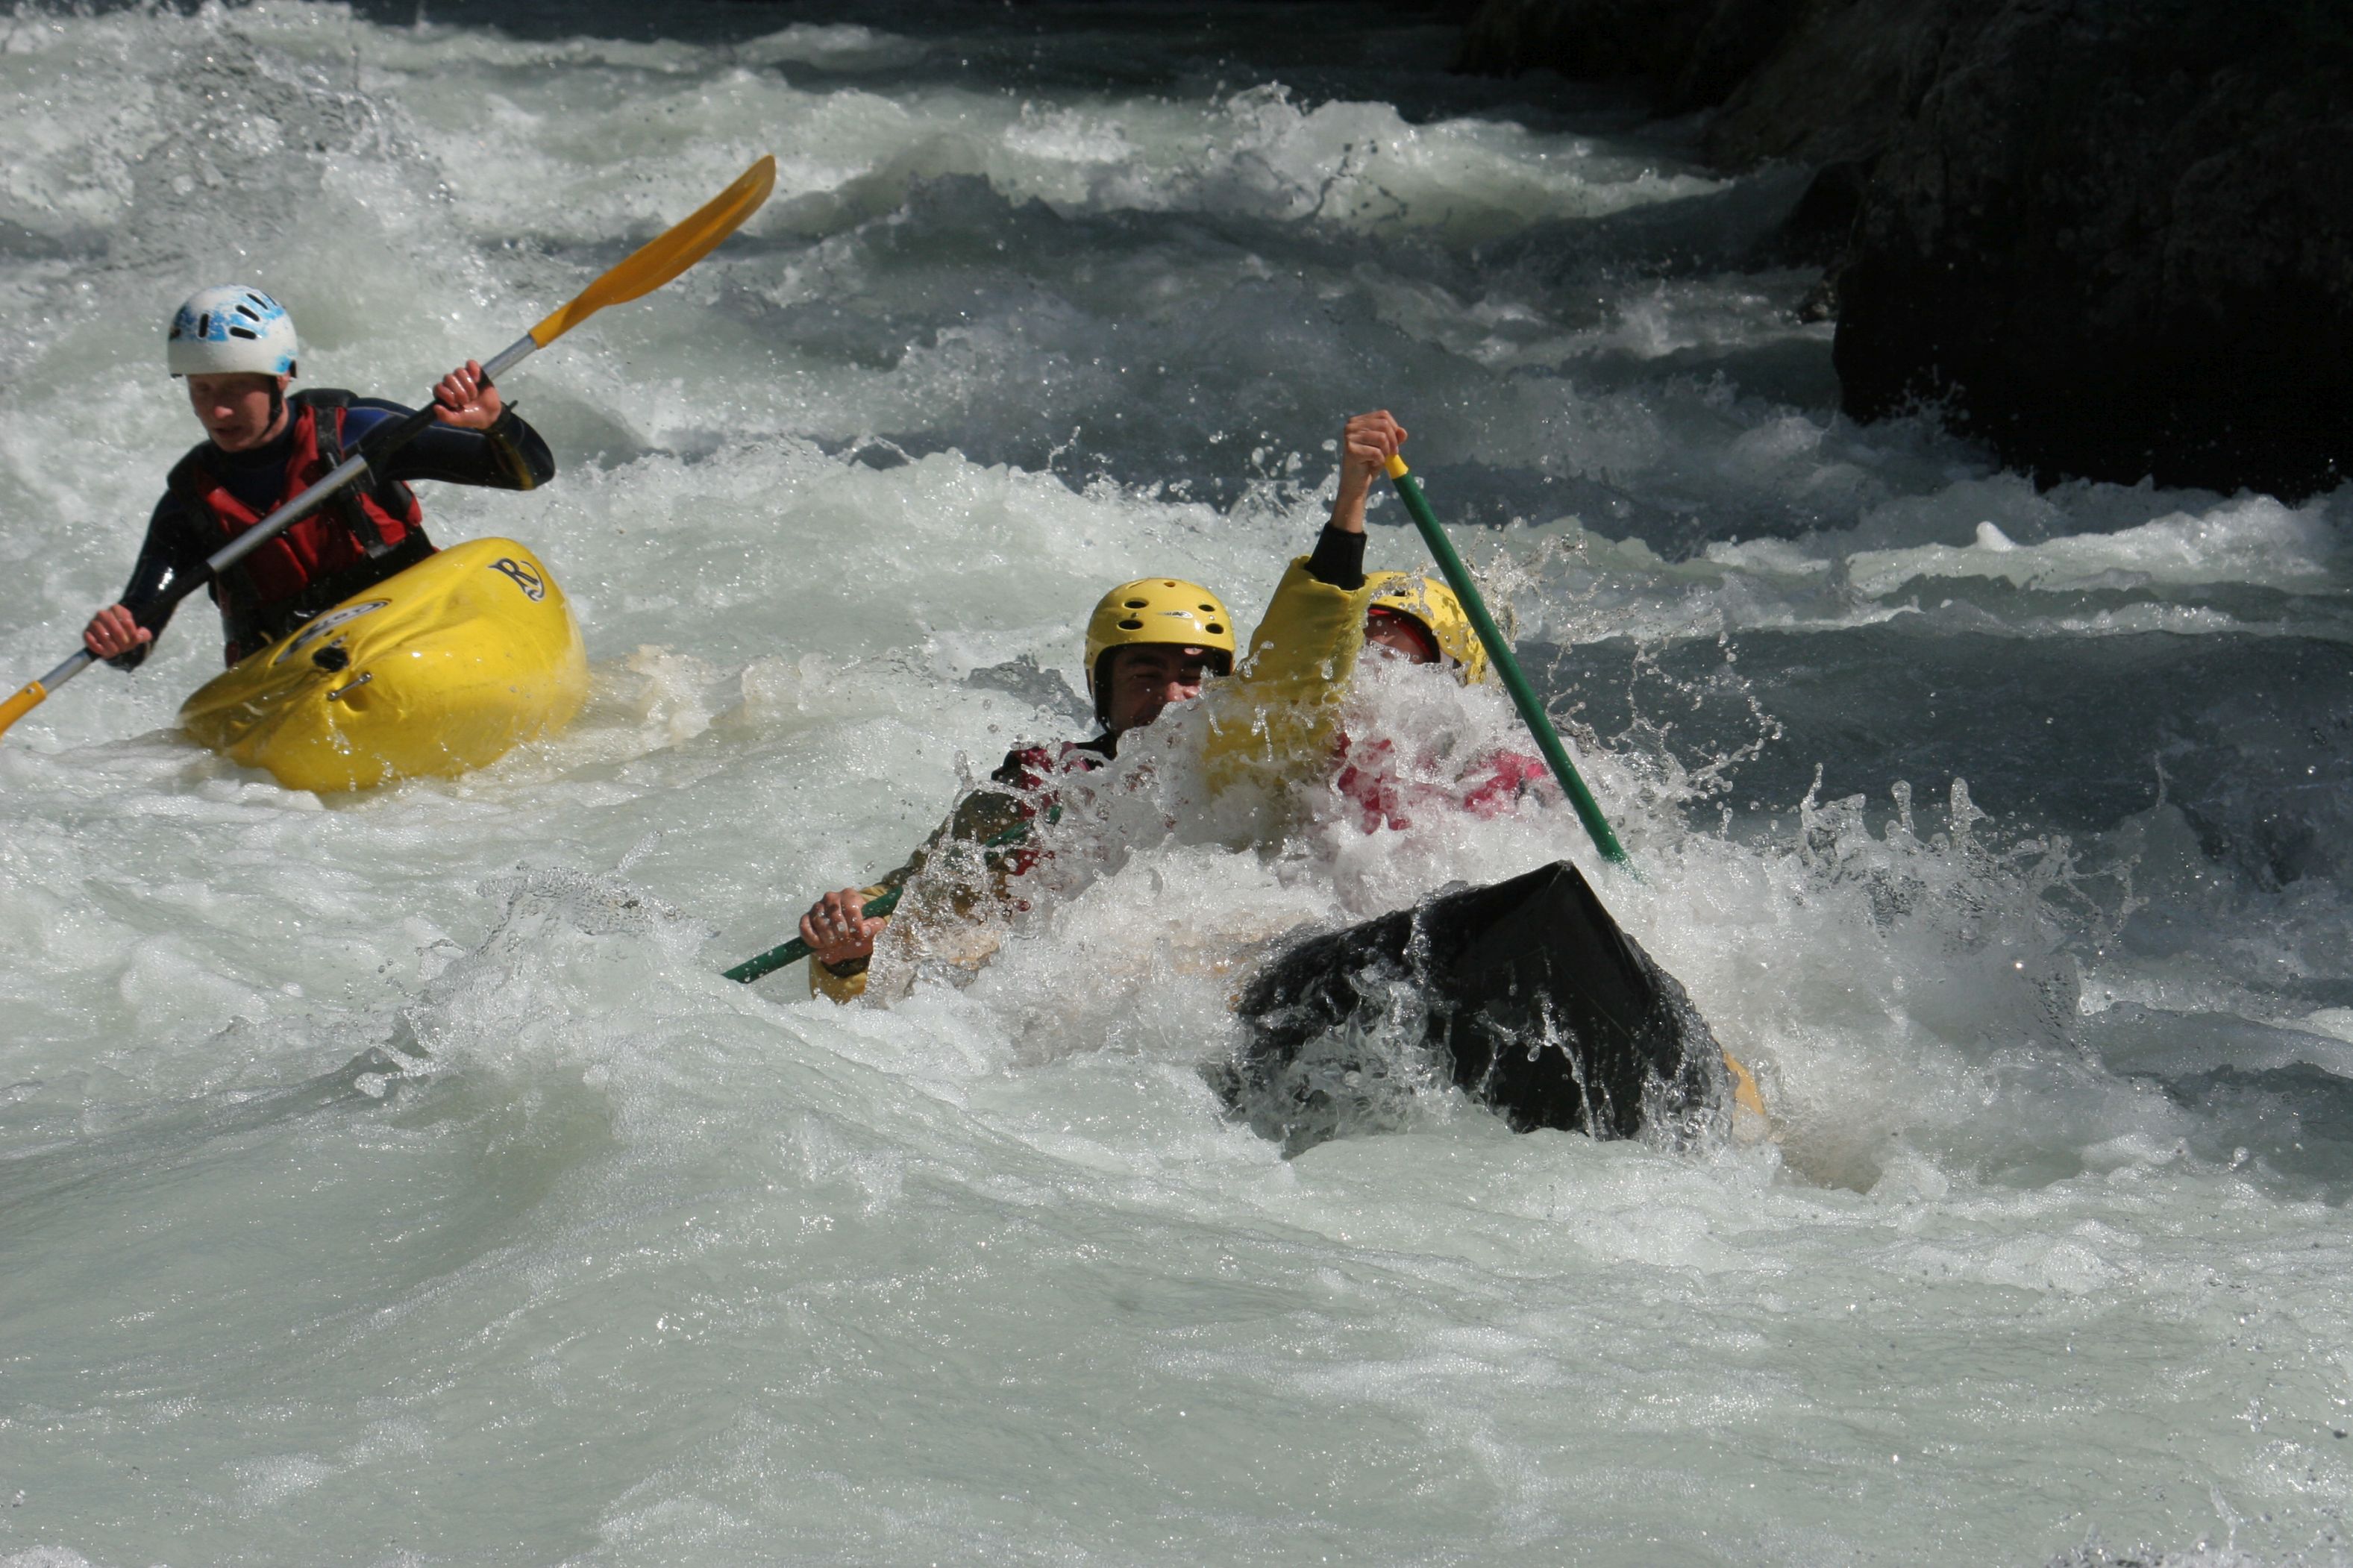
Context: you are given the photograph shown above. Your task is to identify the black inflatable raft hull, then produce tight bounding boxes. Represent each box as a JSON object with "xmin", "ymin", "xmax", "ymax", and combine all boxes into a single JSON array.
[{"xmin": 1223, "ymin": 861, "xmax": 1724, "ymax": 1153}]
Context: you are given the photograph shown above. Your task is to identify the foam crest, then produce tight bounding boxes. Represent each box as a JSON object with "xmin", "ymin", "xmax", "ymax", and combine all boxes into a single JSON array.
[{"xmin": 1849, "ymin": 495, "xmax": 2342, "ymax": 598}]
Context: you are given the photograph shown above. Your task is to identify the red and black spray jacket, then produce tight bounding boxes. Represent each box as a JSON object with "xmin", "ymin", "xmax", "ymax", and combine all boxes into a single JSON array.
[
  {"xmin": 978, "ymin": 735, "xmax": 1116, "ymax": 874},
  {"xmin": 1331, "ymin": 732, "xmax": 1553, "ymax": 832},
  {"xmin": 875, "ymin": 734, "xmax": 1116, "ymax": 897},
  {"xmin": 809, "ymin": 734, "xmax": 1116, "ymax": 991},
  {"xmin": 113, "ymin": 389, "xmax": 555, "ymax": 668}
]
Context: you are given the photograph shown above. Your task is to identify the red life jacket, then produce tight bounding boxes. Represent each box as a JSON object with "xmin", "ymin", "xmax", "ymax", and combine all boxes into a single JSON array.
[
  {"xmin": 988, "ymin": 739, "xmax": 1112, "ymax": 875},
  {"xmin": 1332, "ymin": 731, "xmax": 1553, "ymax": 832},
  {"xmin": 166, "ymin": 389, "xmax": 430, "ymax": 661}
]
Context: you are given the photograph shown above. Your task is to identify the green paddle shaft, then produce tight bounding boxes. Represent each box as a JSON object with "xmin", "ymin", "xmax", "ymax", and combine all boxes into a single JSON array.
[
  {"xmin": 723, "ymin": 885, "xmax": 904, "ymax": 983},
  {"xmin": 726, "ymin": 819, "xmax": 1035, "ymax": 984},
  {"xmin": 1384, "ymin": 456, "xmax": 1631, "ymax": 871}
]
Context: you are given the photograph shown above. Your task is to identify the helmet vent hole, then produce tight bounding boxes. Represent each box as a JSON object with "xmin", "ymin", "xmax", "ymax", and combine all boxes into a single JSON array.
[
  {"xmin": 1123, "ymin": 598, "xmax": 1147, "ymax": 609},
  {"xmin": 1117, "ymin": 618, "xmax": 1144, "ymax": 630},
  {"xmin": 234, "ymin": 304, "xmax": 260, "ymax": 321},
  {"xmin": 195, "ymin": 313, "xmax": 211, "ymax": 337},
  {"xmin": 228, "ymin": 326, "xmax": 257, "ymax": 339},
  {"xmin": 1205, "ymin": 622, "xmax": 1224, "ymax": 634}
]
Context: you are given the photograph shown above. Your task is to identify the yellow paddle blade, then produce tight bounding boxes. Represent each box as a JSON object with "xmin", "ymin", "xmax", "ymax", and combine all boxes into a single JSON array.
[
  {"xmin": 526, "ymin": 154, "xmax": 777, "ymax": 348},
  {"xmin": 0, "ymin": 679, "xmax": 48, "ymax": 736}
]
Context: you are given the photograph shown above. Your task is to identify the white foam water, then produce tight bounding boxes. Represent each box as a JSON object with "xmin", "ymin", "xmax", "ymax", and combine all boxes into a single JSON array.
[{"xmin": 1, "ymin": 4, "xmax": 2349, "ymax": 1565}]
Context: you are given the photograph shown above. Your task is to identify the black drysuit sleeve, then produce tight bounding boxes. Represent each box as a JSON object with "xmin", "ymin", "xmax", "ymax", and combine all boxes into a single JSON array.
[{"xmin": 1303, "ymin": 523, "xmax": 1367, "ymax": 590}]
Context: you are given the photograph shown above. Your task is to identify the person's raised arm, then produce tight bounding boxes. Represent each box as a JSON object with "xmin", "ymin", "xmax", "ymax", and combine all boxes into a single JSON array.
[
  {"xmin": 1303, "ymin": 410, "xmax": 1405, "ymax": 591},
  {"xmin": 1328, "ymin": 409, "xmax": 1406, "ymax": 537}
]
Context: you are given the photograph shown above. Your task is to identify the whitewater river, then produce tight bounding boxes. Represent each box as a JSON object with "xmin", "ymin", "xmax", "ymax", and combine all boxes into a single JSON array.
[{"xmin": 2, "ymin": 3, "xmax": 2349, "ymax": 1564}]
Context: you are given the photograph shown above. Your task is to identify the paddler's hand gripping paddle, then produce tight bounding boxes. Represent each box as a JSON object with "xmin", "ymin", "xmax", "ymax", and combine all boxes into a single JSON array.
[
  {"xmin": 723, "ymin": 884, "xmax": 909, "ymax": 985},
  {"xmin": 723, "ymin": 821, "xmax": 1035, "ymax": 984},
  {"xmin": 0, "ymin": 154, "xmax": 779, "ymax": 741},
  {"xmin": 1382, "ymin": 454, "xmax": 1633, "ymax": 872}
]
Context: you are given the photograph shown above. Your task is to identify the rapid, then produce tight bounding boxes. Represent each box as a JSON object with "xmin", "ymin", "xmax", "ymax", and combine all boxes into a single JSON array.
[{"xmin": 1, "ymin": 3, "xmax": 2349, "ymax": 1564}]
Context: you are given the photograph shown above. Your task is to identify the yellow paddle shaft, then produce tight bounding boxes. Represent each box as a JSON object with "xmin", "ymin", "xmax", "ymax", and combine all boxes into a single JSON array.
[
  {"xmin": 0, "ymin": 679, "xmax": 46, "ymax": 731},
  {"xmin": 0, "ymin": 650, "xmax": 95, "ymax": 738}
]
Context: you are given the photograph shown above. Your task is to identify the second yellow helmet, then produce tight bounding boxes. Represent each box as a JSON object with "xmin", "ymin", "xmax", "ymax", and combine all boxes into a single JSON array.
[{"xmin": 1364, "ymin": 571, "xmax": 1489, "ymax": 685}]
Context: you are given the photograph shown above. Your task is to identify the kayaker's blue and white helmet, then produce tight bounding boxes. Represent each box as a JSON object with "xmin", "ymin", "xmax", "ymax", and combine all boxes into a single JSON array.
[{"xmin": 166, "ymin": 285, "xmax": 299, "ymax": 377}]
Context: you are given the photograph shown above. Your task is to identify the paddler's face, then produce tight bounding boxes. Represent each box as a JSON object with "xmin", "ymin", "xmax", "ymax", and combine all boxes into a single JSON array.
[
  {"xmin": 185, "ymin": 372, "xmax": 289, "ymax": 452},
  {"xmin": 1365, "ymin": 609, "xmax": 1441, "ymax": 665},
  {"xmin": 1104, "ymin": 644, "xmax": 1218, "ymax": 734}
]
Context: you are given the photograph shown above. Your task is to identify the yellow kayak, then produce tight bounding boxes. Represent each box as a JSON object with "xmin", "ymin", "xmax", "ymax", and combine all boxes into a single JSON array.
[{"xmin": 178, "ymin": 537, "xmax": 589, "ymax": 792}]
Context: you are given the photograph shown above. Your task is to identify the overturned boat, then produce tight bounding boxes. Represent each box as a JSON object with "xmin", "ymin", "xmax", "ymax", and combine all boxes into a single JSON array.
[{"xmin": 1223, "ymin": 860, "xmax": 1753, "ymax": 1154}]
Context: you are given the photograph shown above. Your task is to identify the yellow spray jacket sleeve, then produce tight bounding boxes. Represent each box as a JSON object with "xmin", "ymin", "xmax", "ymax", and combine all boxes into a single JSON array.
[{"xmin": 1205, "ymin": 555, "xmax": 1376, "ymax": 797}]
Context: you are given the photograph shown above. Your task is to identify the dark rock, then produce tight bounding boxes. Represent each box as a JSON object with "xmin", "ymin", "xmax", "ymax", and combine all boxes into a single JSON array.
[
  {"xmin": 1453, "ymin": 0, "xmax": 1882, "ymax": 119},
  {"xmin": 1450, "ymin": 0, "xmax": 2353, "ymax": 498},
  {"xmin": 1667, "ymin": 0, "xmax": 1820, "ymax": 112},
  {"xmin": 1834, "ymin": 0, "xmax": 2353, "ymax": 498},
  {"xmin": 1770, "ymin": 157, "xmax": 1874, "ymax": 268},
  {"xmin": 1699, "ymin": 0, "xmax": 1949, "ymax": 169},
  {"xmin": 1454, "ymin": 0, "xmax": 1724, "ymax": 91}
]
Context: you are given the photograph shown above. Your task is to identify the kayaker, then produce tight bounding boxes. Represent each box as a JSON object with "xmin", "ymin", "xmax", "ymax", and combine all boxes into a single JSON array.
[
  {"xmin": 81, "ymin": 285, "xmax": 557, "ymax": 671},
  {"xmin": 795, "ymin": 410, "xmax": 1477, "ymax": 1000},
  {"xmin": 1331, "ymin": 571, "xmax": 1554, "ymax": 832},
  {"xmin": 795, "ymin": 576, "xmax": 1239, "ymax": 1000}
]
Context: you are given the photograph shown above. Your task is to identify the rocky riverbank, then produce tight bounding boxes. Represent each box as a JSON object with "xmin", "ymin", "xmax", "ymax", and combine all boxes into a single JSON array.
[{"xmin": 1456, "ymin": 0, "xmax": 2353, "ymax": 500}]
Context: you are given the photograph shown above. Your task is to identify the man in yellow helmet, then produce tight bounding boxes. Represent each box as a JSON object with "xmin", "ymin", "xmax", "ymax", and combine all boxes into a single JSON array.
[
  {"xmin": 1230, "ymin": 412, "xmax": 1481, "ymax": 697},
  {"xmin": 792, "ymin": 577, "xmax": 1237, "ymax": 1001},
  {"xmin": 791, "ymin": 409, "xmax": 1520, "ymax": 1001},
  {"xmin": 1336, "ymin": 571, "xmax": 1552, "ymax": 831}
]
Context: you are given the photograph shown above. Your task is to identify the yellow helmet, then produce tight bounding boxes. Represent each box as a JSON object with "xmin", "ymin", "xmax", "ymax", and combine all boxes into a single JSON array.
[
  {"xmin": 1083, "ymin": 577, "xmax": 1237, "ymax": 702},
  {"xmin": 1365, "ymin": 571, "xmax": 1488, "ymax": 685}
]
